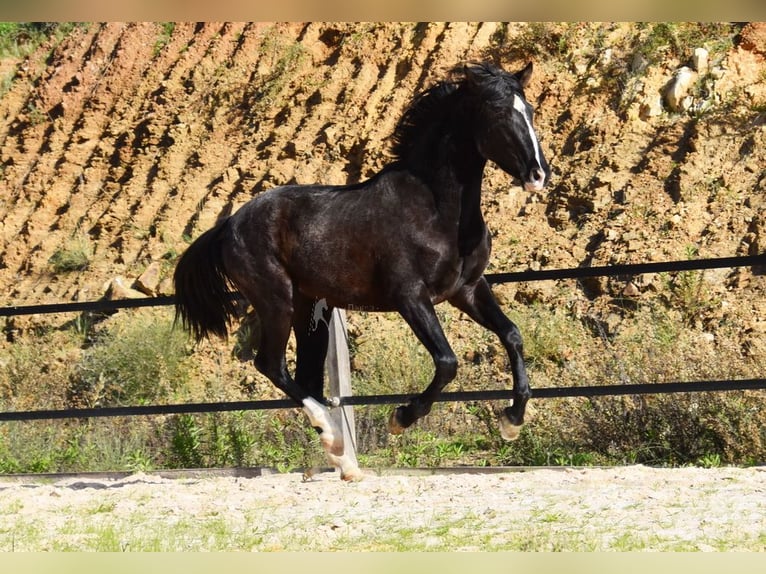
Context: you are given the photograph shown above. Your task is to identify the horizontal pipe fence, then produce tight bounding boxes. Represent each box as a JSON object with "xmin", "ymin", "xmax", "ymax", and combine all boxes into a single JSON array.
[
  {"xmin": 1, "ymin": 253, "xmax": 765, "ymax": 424},
  {"xmin": 2, "ymin": 379, "xmax": 765, "ymax": 423}
]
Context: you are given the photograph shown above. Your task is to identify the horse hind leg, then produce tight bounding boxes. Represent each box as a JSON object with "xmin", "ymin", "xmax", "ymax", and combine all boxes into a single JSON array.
[
  {"xmin": 292, "ymin": 294, "xmax": 331, "ymax": 403},
  {"xmin": 257, "ymin": 320, "xmax": 362, "ymax": 481},
  {"xmin": 247, "ymin": 290, "xmax": 362, "ymax": 481},
  {"xmin": 292, "ymin": 295, "xmax": 363, "ymax": 481},
  {"xmin": 302, "ymin": 396, "xmax": 363, "ymax": 481}
]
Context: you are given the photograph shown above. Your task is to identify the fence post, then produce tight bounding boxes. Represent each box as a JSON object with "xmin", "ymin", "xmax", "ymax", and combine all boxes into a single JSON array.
[{"xmin": 326, "ymin": 308, "xmax": 358, "ymax": 468}]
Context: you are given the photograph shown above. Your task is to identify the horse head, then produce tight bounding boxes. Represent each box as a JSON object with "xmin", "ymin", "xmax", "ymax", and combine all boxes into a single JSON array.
[{"xmin": 464, "ymin": 62, "xmax": 551, "ymax": 192}]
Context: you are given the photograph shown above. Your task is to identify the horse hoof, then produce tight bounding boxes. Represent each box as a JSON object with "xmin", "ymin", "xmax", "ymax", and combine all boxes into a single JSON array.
[
  {"xmin": 341, "ymin": 467, "xmax": 365, "ymax": 482},
  {"xmin": 499, "ymin": 412, "xmax": 522, "ymax": 441},
  {"xmin": 329, "ymin": 453, "xmax": 364, "ymax": 481},
  {"xmin": 388, "ymin": 407, "xmax": 407, "ymax": 435}
]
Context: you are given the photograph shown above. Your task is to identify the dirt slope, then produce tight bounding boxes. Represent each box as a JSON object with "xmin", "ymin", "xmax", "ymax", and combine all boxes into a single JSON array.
[{"xmin": 0, "ymin": 22, "xmax": 764, "ymax": 342}]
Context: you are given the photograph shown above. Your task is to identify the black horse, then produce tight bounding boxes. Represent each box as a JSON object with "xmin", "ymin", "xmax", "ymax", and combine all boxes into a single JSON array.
[{"xmin": 174, "ymin": 62, "xmax": 550, "ymax": 480}]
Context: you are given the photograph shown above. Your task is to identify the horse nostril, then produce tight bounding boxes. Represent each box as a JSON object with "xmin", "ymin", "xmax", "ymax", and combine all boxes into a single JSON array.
[{"xmin": 523, "ymin": 167, "xmax": 547, "ymax": 192}]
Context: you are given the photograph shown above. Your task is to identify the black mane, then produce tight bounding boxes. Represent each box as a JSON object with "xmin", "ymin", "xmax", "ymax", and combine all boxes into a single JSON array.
[
  {"xmin": 390, "ymin": 63, "xmax": 523, "ymax": 163},
  {"xmin": 390, "ymin": 79, "xmax": 460, "ymax": 162}
]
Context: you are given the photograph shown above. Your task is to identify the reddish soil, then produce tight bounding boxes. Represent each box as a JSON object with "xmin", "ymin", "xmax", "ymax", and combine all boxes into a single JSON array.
[{"xmin": 0, "ymin": 22, "xmax": 764, "ymax": 355}]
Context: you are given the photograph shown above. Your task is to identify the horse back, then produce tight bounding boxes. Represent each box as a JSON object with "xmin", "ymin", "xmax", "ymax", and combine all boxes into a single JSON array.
[{"xmin": 225, "ymin": 171, "xmax": 488, "ymax": 309}]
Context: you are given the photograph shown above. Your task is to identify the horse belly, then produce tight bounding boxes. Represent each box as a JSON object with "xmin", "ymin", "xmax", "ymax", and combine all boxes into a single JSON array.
[{"xmin": 290, "ymin": 240, "xmax": 393, "ymax": 310}]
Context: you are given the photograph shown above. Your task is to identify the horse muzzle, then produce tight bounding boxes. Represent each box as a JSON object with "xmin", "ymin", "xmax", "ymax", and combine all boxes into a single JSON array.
[{"xmin": 523, "ymin": 166, "xmax": 547, "ymax": 191}]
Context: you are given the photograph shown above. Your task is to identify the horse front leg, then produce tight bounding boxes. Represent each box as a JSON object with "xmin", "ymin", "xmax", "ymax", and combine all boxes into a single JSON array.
[
  {"xmin": 389, "ymin": 293, "xmax": 458, "ymax": 434},
  {"xmin": 449, "ymin": 277, "xmax": 531, "ymax": 441}
]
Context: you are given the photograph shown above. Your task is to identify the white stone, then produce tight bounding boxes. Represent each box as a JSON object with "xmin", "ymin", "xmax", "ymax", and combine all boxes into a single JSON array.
[
  {"xmin": 631, "ymin": 53, "xmax": 649, "ymax": 73},
  {"xmin": 639, "ymin": 95, "xmax": 664, "ymax": 120},
  {"xmin": 692, "ymin": 47, "xmax": 709, "ymax": 73},
  {"xmin": 664, "ymin": 67, "xmax": 698, "ymax": 112},
  {"xmin": 600, "ymin": 48, "xmax": 613, "ymax": 67},
  {"xmin": 104, "ymin": 276, "xmax": 145, "ymax": 300}
]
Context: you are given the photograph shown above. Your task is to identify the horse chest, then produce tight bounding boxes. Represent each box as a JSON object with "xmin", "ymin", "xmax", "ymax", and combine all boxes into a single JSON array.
[
  {"xmin": 423, "ymin": 233, "xmax": 490, "ymax": 304},
  {"xmin": 457, "ymin": 222, "xmax": 491, "ymax": 281}
]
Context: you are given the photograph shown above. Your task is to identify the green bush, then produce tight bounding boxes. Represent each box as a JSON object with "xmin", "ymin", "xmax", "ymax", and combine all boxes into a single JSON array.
[
  {"xmin": 69, "ymin": 311, "xmax": 192, "ymax": 408},
  {"xmin": 163, "ymin": 410, "xmax": 323, "ymax": 471},
  {"xmin": 0, "ymin": 23, "xmax": 53, "ymax": 58},
  {"xmin": 48, "ymin": 236, "xmax": 93, "ymax": 273},
  {"xmin": 1, "ymin": 287, "xmax": 765, "ymax": 474}
]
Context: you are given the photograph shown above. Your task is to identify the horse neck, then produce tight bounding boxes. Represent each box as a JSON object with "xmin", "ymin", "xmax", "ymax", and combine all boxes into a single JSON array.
[
  {"xmin": 403, "ymin": 116, "xmax": 486, "ymax": 213},
  {"xmin": 444, "ymin": 139, "xmax": 488, "ymax": 256},
  {"xmin": 417, "ymin": 120, "xmax": 488, "ymax": 255}
]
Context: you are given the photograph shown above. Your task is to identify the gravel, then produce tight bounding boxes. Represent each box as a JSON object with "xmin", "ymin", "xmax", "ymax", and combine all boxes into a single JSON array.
[{"xmin": 1, "ymin": 465, "xmax": 765, "ymax": 551}]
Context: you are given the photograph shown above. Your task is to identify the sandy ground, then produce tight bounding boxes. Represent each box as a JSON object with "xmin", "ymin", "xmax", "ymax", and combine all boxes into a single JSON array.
[{"xmin": 1, "ymin": 465, "xmax": 765, "ymax": 551}]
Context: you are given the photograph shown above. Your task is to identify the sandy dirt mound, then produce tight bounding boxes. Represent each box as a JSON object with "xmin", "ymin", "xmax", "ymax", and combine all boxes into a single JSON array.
[{"xmin": 0, "ymin": 23, "xmax": 764, "ymax": 442}]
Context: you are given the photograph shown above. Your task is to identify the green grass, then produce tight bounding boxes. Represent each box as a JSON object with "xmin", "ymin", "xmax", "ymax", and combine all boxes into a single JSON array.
[
  {"xmin": 3, "ymin": 501, "xmax": 765, "ymax": 551},
  {"xmin": 153, "ymin": 22, "xmax": 175, "ymax": 57},
  {"xmin": 1, "ymin": 290, "xmax": 764, "ymax": 476},
  {"xmin": 249, "ymin": 27, "xmax": 309, "ymax": 112},
  {"xmin": 0, "ymin": 23, "xmax": 85, "ymax": 99},
  {"xmin": 72, "ymin": 310, "xmax": 192, "ymax": 407},
  {"xmin": 48, "ymin": 235, "xmax": 93, "ymax": 273},
  {"xmin": 0, "ymin": 23, "xmax": 54, "ymax": 58}
]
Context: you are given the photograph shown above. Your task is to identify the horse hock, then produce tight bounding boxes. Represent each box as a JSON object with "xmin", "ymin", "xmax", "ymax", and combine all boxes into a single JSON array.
[{"xmin": 302, "ymin": 397, "xmax": 363, "ymax": 481}]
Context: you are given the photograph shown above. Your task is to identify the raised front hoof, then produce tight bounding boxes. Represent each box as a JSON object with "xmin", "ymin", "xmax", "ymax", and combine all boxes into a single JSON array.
[
  {"xmin": 388, "ymin": 405, "xmax": 414, "ymax": 435},
  {"xmin": 388, "ymin": 408, "xmax": 406, "ymax": 435},
  {"xmin": 499, "ymin": 409, "xmax": 523, "ymax": 441}
]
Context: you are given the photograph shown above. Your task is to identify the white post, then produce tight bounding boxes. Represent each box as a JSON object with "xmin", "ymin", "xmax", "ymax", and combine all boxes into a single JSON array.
[{"xmin": 325, "ymin": 308, "xmax": 357, "ymax": 468}]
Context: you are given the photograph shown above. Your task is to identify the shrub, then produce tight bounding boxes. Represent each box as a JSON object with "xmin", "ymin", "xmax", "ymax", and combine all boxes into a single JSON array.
[
  {"xmin": 163, "ymin": 410, "xmax": 323, "ymax": 471},
  {"xmin": 48, "ymin": 235, "xmax": 93, "ymax": 273},
  {"xmin": 69, "ymin": 310, "xmax": 192, "ymax": 408}
]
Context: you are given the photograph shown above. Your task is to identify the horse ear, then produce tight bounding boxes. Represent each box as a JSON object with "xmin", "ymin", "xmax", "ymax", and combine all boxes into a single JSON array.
[
  {"xmin": 463, "ymin": 64, "xmax": 481, "ymax": 87},
  {"xmin": 515, "ymin": 62, "xmax": 534, "ymax": 88},
  {"xmin": 462, "ymin": 62, "xmax": 493, "ymax": 89}
]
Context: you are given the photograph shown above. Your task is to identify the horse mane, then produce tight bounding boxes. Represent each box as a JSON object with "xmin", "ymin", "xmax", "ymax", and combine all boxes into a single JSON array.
[
  {"xmin": 390, "ymin": 78, "xmax": 460, "ymax": 162},
  {"xmin": 390, "ymin": 62, "xmax": 519, "ymax": 163}
]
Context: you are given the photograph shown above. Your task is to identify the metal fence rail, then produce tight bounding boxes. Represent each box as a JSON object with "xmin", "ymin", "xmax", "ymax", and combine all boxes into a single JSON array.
[
  {"xmin": 2, "ymin": 254, "xmax": 763, "ymax": 318},
  {"xmin": 1, "ymin": 378, "xmax": 765, "ymax": 423},
  {"xmin": 1, "ymin": 253, "xmax": 764, "ymax": 424}
]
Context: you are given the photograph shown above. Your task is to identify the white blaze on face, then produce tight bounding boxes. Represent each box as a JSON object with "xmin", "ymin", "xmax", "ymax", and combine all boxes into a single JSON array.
[{"xmin": 513, "ymin": 94, "xmax": 542, "ymax": 170}]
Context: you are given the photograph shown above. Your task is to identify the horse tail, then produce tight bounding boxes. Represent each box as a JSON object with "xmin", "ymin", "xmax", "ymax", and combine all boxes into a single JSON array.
[{"xmin": 173, "ymin": 219, "xmax": 238, "ymax": 341}]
